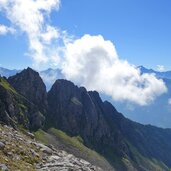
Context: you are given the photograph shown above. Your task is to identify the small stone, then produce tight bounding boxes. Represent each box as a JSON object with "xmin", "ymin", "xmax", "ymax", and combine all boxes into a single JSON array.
[
  {"xmin": 18, "ymin": 145, "xmax": 23, "ymax": 149},
  {"xmin": 30, "ymin": 149, "xmax": 39, "ymax": 157},
  {"xmin": 49, "ymin": 155, "xmax": 60, "ymax": 161},
  {"xmin": 7, "ymin": 152, "xmax": 13, "ymax": 157},
  {"xmin": 0, "ymin": 164, "xmax": 9, "ymax": 171},
  {"xmin": 18, "ymin": 137, "xmax": 23, "ymax": 141},
  {"xmin": 27, "ymin": 132, "xmax": 35, "ymax": 139},
  {"xmin": 47, "ymin": 144, "xmax": 56, "ymax": 151},
  {"xmin": 79, "ymin": 159, "xmax": 90, "ymax": 165},
  {"xmin": 0, "ymin": 142, "xmax": 5, "ymax": 150},
  {"xmin": 4, "ymin": 125, "xmax": 9, "ymax": 129},
  {"xmin": 5, "ymin": 159, "xmax": 8, "ymax": 162},
  {"xmin": 14, "ymin": 155, "xmax": 20, "ymax": 160},
  {"xmin": 38, "ymin": 144, "xmax": 53, "ymax": 155},
  {"xmin": 14, "ymin": 130, "xmax": 18, "ymax": 134}
]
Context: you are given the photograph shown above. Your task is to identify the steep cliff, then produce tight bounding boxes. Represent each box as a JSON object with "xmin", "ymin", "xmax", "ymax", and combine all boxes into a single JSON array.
[
  {"xmin": 47, "ymin": 79, "xmax": 171, "ymax": 170},
  {"xmin": 0, "ymin": 77, "xmax": 44, "ymax": 130},
  {"xmin": 8, "ymin": 67, "xmax": 47, "ymax": 113}
]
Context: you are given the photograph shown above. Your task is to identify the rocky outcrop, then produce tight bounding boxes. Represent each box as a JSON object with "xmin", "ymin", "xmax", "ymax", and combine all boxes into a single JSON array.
[
  {"xmin": 8, "ymin": 67, "xmax": 47, "ymax": 113},
  {"xmin": 36, "ymin": 149, "xmax": 102, "ymax": 171},
  {"xmin": 47, "ymin": 80, "xmax": 114, "ymax": 148},
  {"xmin": 47, "ymin": 79, "xmax": 171, "ymax": 170},
  {"xmin": 0, "ymin": 77, "xmax": 44, "ymax": 130},
  {"xmin": 0, "ymin": 124, "xmax": 102, "ymax": 171},
  {"xmin": 47, "ymin": 79, "xmax": 134, "ymax": 170}
]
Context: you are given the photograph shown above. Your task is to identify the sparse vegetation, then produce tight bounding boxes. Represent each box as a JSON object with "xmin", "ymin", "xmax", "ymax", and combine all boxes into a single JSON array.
[
  {"xmin": 48, "ymin": 128, "xmax": 104, "ymax": 160},
  {"xmin": 71, "ymin": 97, "xmax": 82, "ymax": 106},
  {"xmin": 34, "ymin": 129, "xmax": 49, "ymax": 144},
  {"xmin": 33, "ymin": 128, "xmax": 113, "ymax": 170},
  {"xmin": 0, "ymin": 124, "xmax": 42, "ymax": 171},
  {"xmin": 0, "ymin": 77, "xmax": 17, "ymax": 94},
  {"xmin": 19, "ymin": 103, "xmax": 28, "ymax": 110},
  {"xmin": 124, "ymin": 140, "xmax": 170, "ymax": 171}
]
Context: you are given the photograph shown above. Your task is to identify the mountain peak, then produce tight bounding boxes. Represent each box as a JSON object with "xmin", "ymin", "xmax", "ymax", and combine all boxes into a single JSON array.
[
  {"xmin": 8, "ymin": 67, "xmax": 47, "ymax": 112},
  {"xmin": 50, "ymin": 79, "xmax": 79, "ymax": 95},
  {"xmin": 23, "ymin": 67, "xmax": 39, "ymax": 75}
]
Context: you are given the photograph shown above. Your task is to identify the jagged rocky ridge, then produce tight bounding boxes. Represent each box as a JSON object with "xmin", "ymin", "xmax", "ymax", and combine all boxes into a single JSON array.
[{"xmin": 0, "ymin": 67, "xmax": 171, "ymax": 170}]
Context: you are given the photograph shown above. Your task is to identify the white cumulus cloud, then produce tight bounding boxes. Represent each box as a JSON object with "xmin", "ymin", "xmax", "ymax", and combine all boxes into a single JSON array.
[{"xmin": 62, "ymin": 34, "xmax": 167, "ymax": 106}]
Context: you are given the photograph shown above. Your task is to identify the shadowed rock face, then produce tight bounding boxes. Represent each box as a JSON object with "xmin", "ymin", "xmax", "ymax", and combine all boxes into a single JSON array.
[
  {"xmin": 8, "ymin": 67, "xmax": 47, "ymax": 113},
  {"xmin": 0, "ymin": 77, "xmax": 45, "ymax": 130},
  {"xmin": 47, "ymin": 80, "xmax": 109, "ymax": 138},
  {"xmin": 47, "ymin": 79, "xmax": 171, "ymax": 170},
  {"xmin": 47, "ymin": 79, "xmax": 129, "ymax": 159}
]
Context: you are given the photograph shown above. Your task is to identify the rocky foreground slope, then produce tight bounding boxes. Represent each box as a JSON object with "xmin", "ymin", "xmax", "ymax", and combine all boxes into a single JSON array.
[{"xmin": 0, "ymin": 124, "xmax": 103, "ymax": 171}]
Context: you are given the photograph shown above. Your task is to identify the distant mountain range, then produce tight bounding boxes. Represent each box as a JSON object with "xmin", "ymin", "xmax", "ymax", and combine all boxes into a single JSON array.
[
  {"xmin": 1, "ymin": 66, "xmax": 171, "ymax": 128},
  {"xmin": 1, "ymin": 67, "xmax": 171, "ymax": 170},
  {"xmin": 138, "ymin": 66, "xmax": 171, "ymax": 79},
  {"xmin": 0, "ymin": 67, "xmax": 63, "ymax": 90},
  {"xmin": 0, "ymin": 67, "xmax": 21, "ymax": 77},
  {"xmin": 113, "ymin": 66, "xmax": 171, "ymax": 128},
  {"xmin": 39, "ymin": 68, "xmax": 63, "ymax": 90}
]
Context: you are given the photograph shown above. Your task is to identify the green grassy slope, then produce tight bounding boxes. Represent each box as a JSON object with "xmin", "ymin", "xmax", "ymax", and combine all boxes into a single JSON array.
[{"xmin": 34, "ymin": 128, "xmax": 115, "ymax": 171}]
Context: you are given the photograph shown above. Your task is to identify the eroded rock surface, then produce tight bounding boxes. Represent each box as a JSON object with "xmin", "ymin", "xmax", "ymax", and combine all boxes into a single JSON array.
[{"xmin": 0, "ymin": 124, "xmax": 102, "ymax": 171}]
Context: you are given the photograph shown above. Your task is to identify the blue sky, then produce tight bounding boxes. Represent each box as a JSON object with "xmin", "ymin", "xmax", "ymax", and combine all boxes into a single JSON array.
[
  {"xmin": 0, "ymin": 0, "xmax": 171, "ymax": 70},
  {"xmin": 55, "ymin": 0, "xmax": 171, "ymax": 69}
]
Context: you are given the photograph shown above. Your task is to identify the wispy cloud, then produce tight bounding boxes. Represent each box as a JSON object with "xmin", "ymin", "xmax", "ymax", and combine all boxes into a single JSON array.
[
  {"xmin": 0, "ymin": 24, "xmax": 15, "ymax": 35},
  {"xmin": 0, "ymin": 0, "xmax": 64, "ymax": 67}
]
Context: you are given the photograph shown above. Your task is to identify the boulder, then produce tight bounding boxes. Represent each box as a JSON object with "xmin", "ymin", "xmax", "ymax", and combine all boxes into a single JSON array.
[{"xmin": 0, "ymin": 141, "xmax": 5, "ymax": 150}]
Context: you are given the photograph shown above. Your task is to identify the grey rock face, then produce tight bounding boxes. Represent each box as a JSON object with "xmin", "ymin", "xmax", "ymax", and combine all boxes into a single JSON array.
[
  {"xmin": 47, "ymin": 80, "xmax": 109, "ymax": 139},
  {"xmin": 47, "ymin": 79, "xmax": 171, "ymax": 170},
  {"xmin": 0, "ymin": 77, "xmax": 45, "ymax": 130},
  {"xmin": 47, "ymin": 80, "xmax": 125, "ymax": 156}
]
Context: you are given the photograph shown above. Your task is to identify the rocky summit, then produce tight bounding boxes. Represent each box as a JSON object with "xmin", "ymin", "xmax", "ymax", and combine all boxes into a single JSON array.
[
  {"xmin": 1, "ymin": 67, "xmax": 171, "ymax": 171},
  {"xmin": 8, "ymin": 67, "xmax": 48, "ymax": 114}
]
